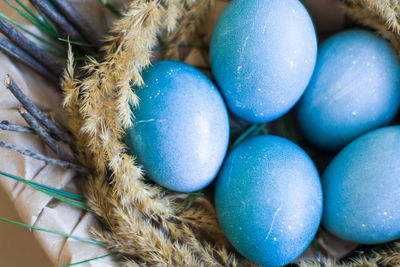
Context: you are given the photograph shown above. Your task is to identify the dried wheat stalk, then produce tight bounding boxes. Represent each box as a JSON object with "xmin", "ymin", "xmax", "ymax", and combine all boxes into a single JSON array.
[
  {"xmin": 62, "ymin": 0, "xmax": 239, "ymax": 265},
  {"xmin": 60, "ymin": 0, "xmax": 400, "ymax": 265},
  {"xmin": 342, "ymin": 0, "xmax": 400, "ymax": 52},
  {"xmin": 164, "ymin": 0, "xmax": 216, "ymax": 59}
]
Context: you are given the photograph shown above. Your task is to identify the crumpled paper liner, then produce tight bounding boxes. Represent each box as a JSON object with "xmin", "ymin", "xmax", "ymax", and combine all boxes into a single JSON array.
[{"xmin": 0, "ymin": 0, "xmax": 357, "ymax": 266}]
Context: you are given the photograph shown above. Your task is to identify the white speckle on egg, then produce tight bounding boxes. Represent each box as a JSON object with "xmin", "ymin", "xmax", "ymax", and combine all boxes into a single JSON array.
[
  {"xmin": 288, "ymin": 225, "xmax": 292, "ymax": 230},
  {"xmin": 353, "ymin": 60, "xmax": 357, "ymax": 65},
  {"xmin": 237, "ymin": 66, "xmax": 242, "ymax": 72},
  {"xmin": 361, "ymin": 224, "xmax": 366, "ymax": 228},
  {"xmin": 257, "ymin": 88, "xmax": 262, "ymax": 92},
  {"xmin": 352, "ymin": 111, "xmax": 357, "ymax": 116},
  {"xmin": 299, "ymin": 224, "xmax": 304, "ymax": 228},
  {"xmin": 273, "ymin": 237, "xmax": 277, "ymax": 241},
  {"xmin": 290, "ymin": 61, "xmax": 294, "ymax": 68},
  {"xmin": 384, "ymin": 211, "xmax": 388, "ymax": 215}
]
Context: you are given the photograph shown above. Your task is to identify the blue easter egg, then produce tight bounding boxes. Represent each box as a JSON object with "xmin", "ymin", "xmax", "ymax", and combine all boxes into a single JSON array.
[
  {"xmin": 215, "ymin": 135, "xmax": 322, "ymax": 266},
  {"xmin": 210, "ymin": 0, "xmax": 317, "ymax": 123},
  {"xmin": 125, "ymin": 61, "xmax": 230, "ymax": 192},
  {"xmin": 322, "ymin": 126, "xmax": 400, "ymax": 244},
  {"xmin": 297, "ymin": 30, "xmax": 400, "ymax": 151}
]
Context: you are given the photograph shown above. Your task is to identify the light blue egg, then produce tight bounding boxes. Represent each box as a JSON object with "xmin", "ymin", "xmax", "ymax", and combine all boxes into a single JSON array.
[
  {"xmin": 210, "ymin": 0, "xmax": 317, "ymax": 123},
  {"xmin": 322, "ymin": 126, "xmax": 400, "ymax": 244},
  {"xmin": 297, "ymin": 30, "xmax": 400, "ymax": 151},
  {"xmin": 125, "ymin": 61, "xmax": 230, "ymax": 192},
  {"xmin": 215, "ymin": 135, "xmax": 322, "ymax": 267}
]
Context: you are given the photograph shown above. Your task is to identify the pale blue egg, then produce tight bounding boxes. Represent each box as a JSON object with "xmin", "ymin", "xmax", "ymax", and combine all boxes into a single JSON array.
[
  {"xmin": 297, "ymin": 30, "xmax": 400, "ymax": 151},
  {"xmin": 125, "ymin": 61, "xmax": 230, "ymax": 192},
  {"xmin": 215, "ymin": 135, "xmax": 322, "ymax": 266},
  {"xmin": 210, "ymin": 0, "xmax": 317, "ymax": 123},
  {"xmin": 322, "ymin": 126, "xmax": 400, "ymax": 244}
]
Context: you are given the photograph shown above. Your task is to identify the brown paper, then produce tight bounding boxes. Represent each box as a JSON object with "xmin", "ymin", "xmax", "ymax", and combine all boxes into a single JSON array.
[{"xmin": 0, "ymin": 0, "xmax": 355, "ymax": 266}]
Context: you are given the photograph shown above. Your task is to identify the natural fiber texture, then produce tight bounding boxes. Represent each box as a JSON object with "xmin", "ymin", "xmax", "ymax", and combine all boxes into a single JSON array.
[
  {"xmin": 342, "ymin": 0, "xmax": 400, "ymax": 52},
  {"xmin": 59, "ymin": 0, "xmax": 400, "ymax": 265},
  {"xmin": 164, "ymin": 0, "xmax": 216, "ymax": 59},
  {"xmin": 62, "ymin": 0, "xmax": 240, "ymax": 265}
]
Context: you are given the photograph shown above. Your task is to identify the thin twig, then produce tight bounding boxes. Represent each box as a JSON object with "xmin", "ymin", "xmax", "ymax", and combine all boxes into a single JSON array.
[
  {"xmin": 0, "ymin": 120, "xmax": 33, "ymax": 134},
  {"xmin": 0, "ymin": 36, "xmax": 59, "ymax": 85},
  {"xmin": 30, "ymin": 0, "xmax": 95, "ymax": 54},
  {"xmin": 50, "ymin": 0, "xmax": 99, "ymax": 45},
  {"xmin": 0, "ymin": 17, "xmax": 65, "ymax": 77},
  {"xmin": 4, "ymin": 75, "xmax": 73, "ymax": 144},
  {"xmin": 19, "ymin": 107, "xmax": 75, "ymax": 162},
  {"xmin": 0, "ymin": 140, "xmax": 87, "ymax": 173}
]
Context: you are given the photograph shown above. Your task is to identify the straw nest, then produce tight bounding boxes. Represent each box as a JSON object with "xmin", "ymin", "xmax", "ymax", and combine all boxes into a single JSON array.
[{"xmin": 56, "ymin": 0, "xmax": 400, "ymax": 266}]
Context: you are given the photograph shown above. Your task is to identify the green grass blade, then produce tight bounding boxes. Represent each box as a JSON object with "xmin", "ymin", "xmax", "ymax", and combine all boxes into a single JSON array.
[
  {"xmin": 40, "ymin": 44, "xmax": 66, "ymax": 57},
  {"xmin": 20, "ymin": 180, "xmax": 89, "ymax": 211},
  {"xmin": 37, "ymin": 188, "xmax": 90, "ymax": 211},
  {"xmin": 0, "ymin": 217, "xmax": 104, "ymax": 245},
  {"xmin": 19, "ymin": 180, "xmax": 89, "ymax": 211},
  {"xmin": 0, "ymin": 171, "xmax": 85, "ymax": 201},
  {"xmin": 175, "ymin": 191, "xmax": 203, "ymax": 212},
  {"xmin": 278, "ymin": 115, "xmax": 297, "ymax": 143},
  {"xmin": 98, "ymin": 0, "xmax": 122, "ymax": 17},
  {"xmin": 58, "ymin": 38, "xmax": 96, "ymax": 47},
  {"xmin": 3, "ymin": 0, "xmax": 56, "ymax": 37},
  {"xmin": 28, "ymin": 0, "xmax": 59, "ymax": 34},
  {"xmin": 0, "ymin": 13, "xmax": 56, "ymax": 49},
  {"xmin": 229, "ymin": 123, "xmax": 262, "ymax": 152},
  {"xmin": 14, "ymin": 0, "xmax": 40, "ymax": 22},
  {"xmin": 61, "ymin": 253, "xmax": 115, "ymax": 267}
]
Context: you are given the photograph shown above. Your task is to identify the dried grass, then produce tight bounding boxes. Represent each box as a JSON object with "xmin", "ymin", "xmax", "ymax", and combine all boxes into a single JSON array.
[
  {"xmin": 60, "ymin": 0, "xmax": 400, "ymax": 265},
  {"xmin": 342, "ymin": 0, "xmax": 400, "ymax": 52},
  {"xmin": 62, "ymin": 0, "xmax": 239, "ymax": 265}
]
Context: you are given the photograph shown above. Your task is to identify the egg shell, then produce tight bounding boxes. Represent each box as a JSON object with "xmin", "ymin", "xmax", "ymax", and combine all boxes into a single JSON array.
[
  {"xmin": 296, "ymin": 30, "xmax": 400, "ymax": 151},
  {"xmin": 210, "ymin": 0, "xmax": 317, "ymax": 123},
  {"xmin": 215, "ymin": 135, "xmax": 322, "ymax": 267},
  {"xmin": 125, "ymin": 61, "xmax": 230, "ymax": 192},
  {"xmin": 322, "ymin": 126, "xmax": 400, "ymax": 244}
]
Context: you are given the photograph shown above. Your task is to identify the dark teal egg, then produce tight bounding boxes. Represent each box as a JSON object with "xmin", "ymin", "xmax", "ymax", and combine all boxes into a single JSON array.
[
  {"xmin": 215, "ymin": 135, "xmax": 322, "ymax": 266},
  {"xmin": 125, "ymin": 61, "xmax": 230, "ymax": 192},
  {"xmin": 322, "ymin": 126, "xmax": 400, "ymax": 244}
]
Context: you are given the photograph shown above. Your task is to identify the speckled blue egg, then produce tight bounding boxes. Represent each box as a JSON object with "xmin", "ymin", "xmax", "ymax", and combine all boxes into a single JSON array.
[
  {"xmin": 322, "ymin": 126, "xmax": 400, "ymax": 244},
  {"xmin": 125, "ymin": 60, "xmax": 230, "ymax": 192},
  {"xmin": 210, "ymin": 0, "xmax": 317, "ymax": 123},
  {"xmin": 297, "ymin": 30, "xmax": 400, "ymax": 151},
  {"xmin": 215, "ymin": 135, "xmax": 322, "ymax": 266}
]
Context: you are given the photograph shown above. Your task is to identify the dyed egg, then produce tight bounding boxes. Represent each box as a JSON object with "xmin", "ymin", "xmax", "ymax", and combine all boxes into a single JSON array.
[
  {"xmin": 297, "ymin": 30, "xmax": 400, "ymax": 151},
  {"xmin": 210, "ymin": 0, "xmax": 317, "ymax": 123},
  {"xmin": 125, "ymin": 61, "xmax": 229, "ymax": 192},
  {"xmin": 322, "ymin": 126, "xmax": 400, "ymax": 244},
  {"xmin": 215, "ymin": 135, "xmax": 322, "ymax": 266}
]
